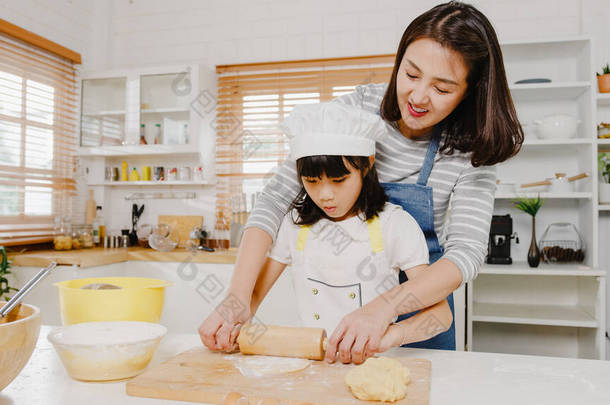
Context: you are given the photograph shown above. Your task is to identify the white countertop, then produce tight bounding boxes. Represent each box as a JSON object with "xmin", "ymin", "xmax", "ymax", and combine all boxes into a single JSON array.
[{"xmin": 2, "ymin": 326, "xmax": 609, "ymax": 405}]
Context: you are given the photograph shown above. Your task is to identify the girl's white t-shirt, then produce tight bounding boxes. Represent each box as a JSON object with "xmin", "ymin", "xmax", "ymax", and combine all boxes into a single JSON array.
[{"xmin": 269, "ymin": 202, "xmax": 429, "ymax": 273}]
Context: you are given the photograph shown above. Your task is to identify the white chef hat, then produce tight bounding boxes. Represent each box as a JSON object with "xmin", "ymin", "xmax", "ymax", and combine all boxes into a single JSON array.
[{"xmin": 281, "ymin": 102, "xmax": 391, "ymax": 160}]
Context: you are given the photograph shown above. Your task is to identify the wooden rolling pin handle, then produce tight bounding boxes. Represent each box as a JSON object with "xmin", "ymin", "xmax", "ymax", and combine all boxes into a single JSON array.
[
  {"xmin": 568, "ymin": 172, "xmax": 589, "ymax": 182},
  {"xmin": 237, "ymin": 324, "xmax": 328, "ymax": 360},
  {"xmin": 521, "ymin": 180, "xmax": 552, "ymax": 188}
]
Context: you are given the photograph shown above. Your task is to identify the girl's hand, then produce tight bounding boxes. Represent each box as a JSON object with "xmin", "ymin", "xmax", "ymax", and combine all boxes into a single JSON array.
[
  {"xmin": 324, "ymin": 299, "xmax": 395, "ymax": 365},
  {"xmin": 199, "ymin": 294, "xmax": 252, "ymax": 352},
  {"xmin": 378, "ymin": 323, "xmax": 405, "ymax": 353}
]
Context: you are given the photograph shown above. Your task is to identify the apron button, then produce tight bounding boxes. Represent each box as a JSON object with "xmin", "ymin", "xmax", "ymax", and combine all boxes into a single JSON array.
[
  {"xmin": 349, "ymin": 292, "xmax": 356, "ymax": 299},
  {"xmin": 314, "ymin": 313, "xmax": 320, "ymax": 320},
  {"xmin": 312, "ymin": 288, "xmax": 318, "ymax": 295}
]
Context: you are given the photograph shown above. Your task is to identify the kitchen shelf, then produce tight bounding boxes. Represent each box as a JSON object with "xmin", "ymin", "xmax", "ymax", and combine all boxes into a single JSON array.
[
  {"xmin": 481, "ymin": 262, "xmax": 603, "ymax": 276},
  {"xmin": 509, "ymin": 81, "xmax": 591, "ymax": 101},
  {"xmin": 89, "ymin": 181, "xmax": 211, "ymax": 187},
  {"xmin": 598, "ymin": 204, "xmax": 610, "ymax": 211},
  {"xmin": 597, "ymin": 93, "xmax": 610, "ymax": 106},
  {"xmin": 494, "ymin": 192, "xmax": 592, "ymax": 199},
  {"xmin": 470, "ymin": 37, "xmax": 606, "ymax": 361},
  {"xmin": 77, "ymin": 144, "xmax": 198, "ymax": 157},
  {"xmin": 141, "ymin": 108, "xmax": 189, "ymax": 114},
  {"xmin": 472, "ymin": 302, "xmax": 598, "ymax": 328},
  {"xmin": 82, "ymin": 110, "xmax": 126, "ymax": 117},
  {"xmin": 523, "ymin": 139, "xmax": 593, "ymax": 146}
]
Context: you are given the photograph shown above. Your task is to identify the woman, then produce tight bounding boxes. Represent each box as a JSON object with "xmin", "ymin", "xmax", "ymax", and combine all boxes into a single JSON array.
[{"xmin": 199, "ymin": 1, "xmax": 522, "ymax": 363}]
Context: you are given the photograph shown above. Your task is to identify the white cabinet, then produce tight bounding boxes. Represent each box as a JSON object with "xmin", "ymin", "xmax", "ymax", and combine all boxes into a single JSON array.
[
  {"xmin": 77, "ymin": 64, "xmax": 218, "ymax": 186},
  {"xmin": 467, "ymin": 37, "xmax": 607, "ymax": 360}
]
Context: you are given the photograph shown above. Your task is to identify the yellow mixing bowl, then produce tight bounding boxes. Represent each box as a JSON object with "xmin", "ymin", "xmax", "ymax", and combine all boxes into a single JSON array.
[{"xmin": 54, "ymin": 277, "xmax": 172, "ymax": 325}]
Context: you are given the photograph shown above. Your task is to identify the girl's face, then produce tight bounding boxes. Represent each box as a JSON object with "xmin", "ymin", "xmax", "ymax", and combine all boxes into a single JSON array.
[
  {"xmin": 301, "ymin": 157, "xmax": 364, "ymax": 222},
  {"xmin": 396, "ymin": 37, "xmax": 469, "ymax": 138}
]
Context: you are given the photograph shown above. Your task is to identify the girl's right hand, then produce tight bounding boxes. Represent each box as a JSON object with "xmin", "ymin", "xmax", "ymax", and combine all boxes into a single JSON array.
[{"xmin": 198, "ymin": 297, "xmax": 252, "ymax": 352}]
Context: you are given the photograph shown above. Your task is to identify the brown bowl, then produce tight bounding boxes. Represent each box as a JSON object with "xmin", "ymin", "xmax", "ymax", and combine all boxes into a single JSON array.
[{"xmin": 0, "ymin": 302, "xmax": 41, "ymax": 391}]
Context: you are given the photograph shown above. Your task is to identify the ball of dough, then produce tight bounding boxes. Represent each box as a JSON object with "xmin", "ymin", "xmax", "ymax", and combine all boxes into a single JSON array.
[{"xmin": 345, "ymin": 357, "xmax": 410, "ymax": 402}]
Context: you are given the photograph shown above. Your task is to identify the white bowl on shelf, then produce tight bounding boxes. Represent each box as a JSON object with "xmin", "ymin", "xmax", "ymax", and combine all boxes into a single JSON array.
[{"xmin": 533, "ymin": 114, "xmax": 580, "ymax": 139}]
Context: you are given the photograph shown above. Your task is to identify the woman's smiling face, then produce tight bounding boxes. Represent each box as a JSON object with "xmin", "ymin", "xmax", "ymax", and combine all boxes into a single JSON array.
[{"xmin": 396, "ymin": 37, "xmax": 470, "ymax": 138}]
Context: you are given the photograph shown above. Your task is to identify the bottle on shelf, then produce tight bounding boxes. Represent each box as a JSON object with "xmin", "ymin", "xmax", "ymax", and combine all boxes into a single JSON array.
[
  {"xmin": 129, "ymin": 167, "xmax": 140, "ymax": 181},
  {"xmin": 85, "ymin": 189, "xmax": 96, "ymax": 225},
  {"xmin": 92, "ymin": 206, "xmax": 105, "ymax": 245},
  {"xmin": 121, "ymin": 161, "xmax": 128, "ymax": 181},
  {"xmin": 139, "ymin": 124, "xmax": 147, "ymax": 145},
  {"xmin": 154, "ymin": 123, "xmax": 161, "ymax": 144}
]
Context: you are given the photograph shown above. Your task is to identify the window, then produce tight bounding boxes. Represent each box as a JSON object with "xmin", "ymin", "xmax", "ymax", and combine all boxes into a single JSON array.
[
  {"xmin": 215, "ymin": 55, "xmax": 395, "ymax": 218},
  {"xmin": 0, "ymin": 21, "xmax": 80, "ymax": 245}
]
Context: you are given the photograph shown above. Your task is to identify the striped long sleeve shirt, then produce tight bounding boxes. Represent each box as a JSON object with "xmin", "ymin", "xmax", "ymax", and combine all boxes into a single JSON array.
[{"xmin": 244, "ymin": 83, "xmax": 496, "ymax": 285}]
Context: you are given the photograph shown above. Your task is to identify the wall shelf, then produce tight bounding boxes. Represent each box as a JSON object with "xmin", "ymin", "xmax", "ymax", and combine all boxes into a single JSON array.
[
  {"xmin": 597, "ymin": 93, "xmax": 610, "ymax": 106},
  {"xmin": 494, "ymin": 192, "xmax": 592, "ymax": 199},
  {"xmin": 522, "ymin": 139, "xmax": 593, "ymax": 146},
  {"xmin": 141, "ymin": 107, "xmax": 189, "ymax": 114},
  {"xmin": 481, "ymin": 262, "xmax": 604, "ymax": 276},
  {"xmin": 472, "ymin": 302, "xmax": 598, "ymax": 328},
  {"xmin": 89, "ymin": 181, "xmax": 211, "ymax": 187},
  {"xmin": 82, "ymin": 110, "xmax": 126, "ymax": 117},
  {"xmin": 509, "ymin": 82, "xmax": 591, "ymax": 101},
  {"xmin": 77, "ymin": 144, "xmax": 198, "ymax": 157}
]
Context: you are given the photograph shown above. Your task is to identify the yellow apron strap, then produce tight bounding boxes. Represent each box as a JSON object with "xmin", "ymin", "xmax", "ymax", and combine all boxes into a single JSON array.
[
  {"xmin": 367, "ymin": 216, "xmax": 384, "ymax": 253},
  {"xmin": 296, "ymin": 225, "xmax": 311, "ymax": 251}
]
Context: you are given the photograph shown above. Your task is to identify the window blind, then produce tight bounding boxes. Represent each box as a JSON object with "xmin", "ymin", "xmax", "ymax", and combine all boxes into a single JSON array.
[
  {"xmin": 0, "ymin": 21, "xmax": 80, "ymax": 246},
  {"xmin": 215, "ymin": 55, "xmax": 395, "ymax": 221}
]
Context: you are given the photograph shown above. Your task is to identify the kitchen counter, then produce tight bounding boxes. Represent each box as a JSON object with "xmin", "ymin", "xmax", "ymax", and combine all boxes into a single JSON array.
[
  {"xmin": 2, "ymin": 326, "xmax": 609, "ymax": 405},
  {"xmin": 10, "ymin": 247, "xmax": 238, "ymax": 268}
]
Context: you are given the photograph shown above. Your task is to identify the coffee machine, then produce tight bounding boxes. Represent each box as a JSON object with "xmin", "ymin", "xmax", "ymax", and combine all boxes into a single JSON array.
[{"xmin": 486, "ymin": 214, "xmax": 519, "ymax": 264}]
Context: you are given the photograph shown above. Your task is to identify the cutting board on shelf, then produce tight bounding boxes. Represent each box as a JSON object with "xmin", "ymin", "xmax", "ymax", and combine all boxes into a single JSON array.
[
  {"xmin": 157, "ymin": 215, "xmax": 203, "ymax": 248},
  {"xmin": 126, "ymin": 347, "xmax": 431, "ymax": 404}
]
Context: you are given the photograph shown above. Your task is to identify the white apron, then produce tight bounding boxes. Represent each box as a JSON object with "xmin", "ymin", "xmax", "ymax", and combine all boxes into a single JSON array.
[{"xmin": 291, "ymin": 215, "xmax": 397, "ymax": 334}]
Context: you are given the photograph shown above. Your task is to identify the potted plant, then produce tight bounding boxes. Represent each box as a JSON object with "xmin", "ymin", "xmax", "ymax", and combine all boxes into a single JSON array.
[
  {"xmin": 597, "ymin": 63, "xmax": 610, "ymax": 93},
  {"xmin": 599, "ymin": 153, "xmax": 610, "ymax": 204},
  {"xmin": 513, "ymin": 196, "xmax": 544, "ymax": 268},
  {"xmin": 0, "ymin": 246, "xmax": 18, "ymax": 302}
]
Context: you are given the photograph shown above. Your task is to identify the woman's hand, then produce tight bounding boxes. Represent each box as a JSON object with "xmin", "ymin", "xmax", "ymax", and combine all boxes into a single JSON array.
[
  {"xmin": 198, "ymin": 295, "xmax": 252, "ymax": 353},
  {"xmin": 324, "ymin": 299, "xmax": 395, "ymax": 364}
]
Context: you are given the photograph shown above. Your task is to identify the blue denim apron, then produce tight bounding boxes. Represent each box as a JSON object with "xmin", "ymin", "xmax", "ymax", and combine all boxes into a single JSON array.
[{"xmin": 381, "ymin": 126, "xmax": 456, "ymax": 350}]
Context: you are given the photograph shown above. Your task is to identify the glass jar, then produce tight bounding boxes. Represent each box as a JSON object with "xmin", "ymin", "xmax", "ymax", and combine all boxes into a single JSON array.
[
  {"xmin": 79, "ymin": 224, "xmax": 94, "ymax": 248},
  {"xmin": 539, "ymin": 222, "xmax": 586, "ymax": 263},
  {"xmin": 212, "ymin": 212, "xmax": 230, "ymax": 251},
  {"xmin": 53, "ymin": 216, "xmax": 72, "ymax": 251},
  {"xmin": 71, "ymin": 226, "xmax": 82, "ymax": 250}
]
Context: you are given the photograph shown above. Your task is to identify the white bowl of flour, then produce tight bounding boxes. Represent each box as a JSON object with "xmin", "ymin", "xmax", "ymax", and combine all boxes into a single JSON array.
[{"xmin": 48, "ymin": 321, "xmax": 166, "ymax": 381}]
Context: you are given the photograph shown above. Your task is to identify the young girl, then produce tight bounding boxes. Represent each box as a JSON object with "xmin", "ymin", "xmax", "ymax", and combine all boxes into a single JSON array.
[{"xmin": 208, "ymin": 102, "xmax": 453, "ymax": 364}]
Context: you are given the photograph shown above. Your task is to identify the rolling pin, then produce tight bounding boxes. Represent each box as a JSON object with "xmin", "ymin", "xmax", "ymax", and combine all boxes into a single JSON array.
[{"xmin": 237, "ymin": 324, "xmax": 328, "ymax": 361}]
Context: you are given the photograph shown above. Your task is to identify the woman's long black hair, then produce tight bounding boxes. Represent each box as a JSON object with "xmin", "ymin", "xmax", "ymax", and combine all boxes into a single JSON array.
[
  {"xmin": 380, "ymin": 1, "xmax": 523, "ymax": 167},
  {"xmin": 289, "ymin": 155, "xmax": 388, "ymax": 225}
]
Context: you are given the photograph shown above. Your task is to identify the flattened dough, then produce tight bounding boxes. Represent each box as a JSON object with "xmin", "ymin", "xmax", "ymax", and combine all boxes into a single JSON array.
[
  {"xmin": 232, "ymin": 355, "xmax": 311, "ymax": 378},
  {"xmin": 345, "ymin": 357, "xmax": 410, "ymax": 402}
]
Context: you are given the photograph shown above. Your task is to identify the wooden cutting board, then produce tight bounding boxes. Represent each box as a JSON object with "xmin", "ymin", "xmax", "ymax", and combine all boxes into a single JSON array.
[
  {"xmin": 126, "ymin": 347, "xmax": 431, "ymax": 404},
  {"xmin": 158, "ymin": 215, "xmax": 203, "ymax": 247}
]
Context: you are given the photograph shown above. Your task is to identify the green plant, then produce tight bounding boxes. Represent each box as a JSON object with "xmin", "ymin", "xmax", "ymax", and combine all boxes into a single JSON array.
[
  {"xmin": 597, "ymin": 63, "xmax": 610, "ymax": 76},
  {"xmin": 0, "ymin": 246, "xmax": 18, "ymax": 302},
  {"xmin": 512, "ymin": 196, "xmax": 544, "ymax": 217},
  {"xmin": 599, "ymin": 153, "xmax": 610, "ymax": 184}
]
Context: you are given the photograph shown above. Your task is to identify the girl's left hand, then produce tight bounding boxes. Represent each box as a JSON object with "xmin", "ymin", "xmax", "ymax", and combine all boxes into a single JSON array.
[{"xmin": 325, "ymin": 300, "xmax": 394, "ymax": 364}]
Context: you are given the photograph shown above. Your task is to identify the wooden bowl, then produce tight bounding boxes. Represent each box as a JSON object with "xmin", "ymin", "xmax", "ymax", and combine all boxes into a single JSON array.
[{"xmin": 0, "ymin": 302, "xmax": 41, "ymax": 391}]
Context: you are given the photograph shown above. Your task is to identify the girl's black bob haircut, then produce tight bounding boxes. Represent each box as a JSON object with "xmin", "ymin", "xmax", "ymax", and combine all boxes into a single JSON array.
[{"xmin": 289, "ymin": 155, "xmax": 388, "ymax": 225}]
